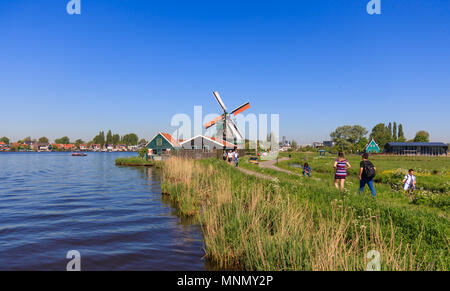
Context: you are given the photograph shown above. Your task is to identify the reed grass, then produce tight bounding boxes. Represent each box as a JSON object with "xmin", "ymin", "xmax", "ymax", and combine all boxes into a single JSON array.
[{"xmin": 161, "ymin": 157, "xmax": 445, "ymax": 270}]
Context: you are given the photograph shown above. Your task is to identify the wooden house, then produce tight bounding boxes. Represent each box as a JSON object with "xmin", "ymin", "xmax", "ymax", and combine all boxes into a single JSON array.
[
  {"xmin": 146, "ymin": 132, "xmax": 181, "ymax": 155},
  {"xmin": 364, "ymin": 139, "xmax": 381, "ymax": 153}
]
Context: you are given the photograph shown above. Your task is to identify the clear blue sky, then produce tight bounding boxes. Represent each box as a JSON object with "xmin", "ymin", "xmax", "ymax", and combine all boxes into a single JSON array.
[{"xmin": 1, "ymin": 0, "xmax": 449, "ymax": 144}]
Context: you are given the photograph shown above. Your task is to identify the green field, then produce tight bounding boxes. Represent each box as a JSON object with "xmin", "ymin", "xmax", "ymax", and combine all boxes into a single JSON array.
[
  {"xmin": 274, "ymin": 153, "xmax": 450, "ymax": 211},
  {"xmin": 160, "ymin": 154, "xmax": 449, "ymax": 270}
]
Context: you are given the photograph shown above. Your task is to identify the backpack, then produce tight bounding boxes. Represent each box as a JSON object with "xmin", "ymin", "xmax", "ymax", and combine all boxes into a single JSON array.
[{"xmin": 363, "ymin": 161, "xmax": 376, "ymax": 179}]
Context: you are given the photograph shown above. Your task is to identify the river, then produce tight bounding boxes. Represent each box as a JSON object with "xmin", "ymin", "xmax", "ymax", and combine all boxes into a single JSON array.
[{"xmin": 0, "ymin": 152, "xmax": 206, "ymax": 270}]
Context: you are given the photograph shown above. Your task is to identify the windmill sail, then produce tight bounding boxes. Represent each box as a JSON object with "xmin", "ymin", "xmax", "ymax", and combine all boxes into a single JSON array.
[
  {"xmin": 213, "ymin": 91, "xmax": 227, "ymax": 112},
  {"xmin": 226, "ymin": 118, "xmax": 244, "ymax": 141},
  {"xmin": 205, "ymin": 114, "xmax": 224, "ymax": 129},
  {"xmin": 231, "ymin": 102, "xmax": 250, "ymax": 116}
]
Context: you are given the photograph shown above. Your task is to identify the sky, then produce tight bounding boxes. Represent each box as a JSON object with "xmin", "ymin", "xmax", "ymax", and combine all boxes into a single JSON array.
[{"xmin": 0, "ymin": 0, "xmax": 449, "ymax": 144}]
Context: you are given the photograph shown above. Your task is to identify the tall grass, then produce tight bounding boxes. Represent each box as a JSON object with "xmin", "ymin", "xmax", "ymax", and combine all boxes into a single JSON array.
[{"xmin": 161, "ymin": 157, "xmax": 438, "ymax": 270}]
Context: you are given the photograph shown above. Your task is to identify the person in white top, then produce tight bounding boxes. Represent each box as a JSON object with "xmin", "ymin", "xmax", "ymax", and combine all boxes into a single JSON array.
[
  {"xmin": 233, "ymin": 150, "xmax": 239, "ymax": 167},
  {"xmin": 227, "ymin": 150, "xmax": 233, "ymax": 164},
  {"xmin": 402, "ymin": 169, "xmax": 416, "ymax": 192}
]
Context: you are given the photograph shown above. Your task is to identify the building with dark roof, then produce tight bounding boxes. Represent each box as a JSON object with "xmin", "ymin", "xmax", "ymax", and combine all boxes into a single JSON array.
[{"xmin": 384, "ymin": 142, "xmax": 448, "ymax": 156}]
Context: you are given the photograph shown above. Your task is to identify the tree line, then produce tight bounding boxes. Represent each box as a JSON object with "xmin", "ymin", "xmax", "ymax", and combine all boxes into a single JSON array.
[
  {"xmin": 330, "ymin": 122, "xmax": 432, "ymax": 152},
  {"xmin": 0, "ymin": 130, "xmax": 147, "ymax": 147}
]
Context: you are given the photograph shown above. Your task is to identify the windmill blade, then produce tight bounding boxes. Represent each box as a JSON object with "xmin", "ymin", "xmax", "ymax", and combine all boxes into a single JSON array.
[
  {"xmin": 204, "ymin": 114, "xmax": 224, "ymax": 129},
  {"xmin": 227, "ymin": 119, "xmax": 244, "ymax": 140},
  {"xmin": 213, "ymin": 91, "xmax": 227, "ymax": 112},
  {"xmin": 231, "ymin": 102, "xmax": 250, "ymax": 116}
]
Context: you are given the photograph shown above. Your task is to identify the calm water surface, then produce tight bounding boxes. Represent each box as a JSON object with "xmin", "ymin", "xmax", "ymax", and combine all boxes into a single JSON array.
[{"xmin": 0, "ymin": 152, "xmax": 206, "ymax": 270}]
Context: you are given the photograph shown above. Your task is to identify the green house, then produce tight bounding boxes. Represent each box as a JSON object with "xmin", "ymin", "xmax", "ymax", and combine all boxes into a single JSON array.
[
  {"xmin": 146, "ymin": 132, "xmax": 181, "ymax": 155},
  {"xmin": 364, "ymin": 139, "xmax": 381, "ymax": 153}
]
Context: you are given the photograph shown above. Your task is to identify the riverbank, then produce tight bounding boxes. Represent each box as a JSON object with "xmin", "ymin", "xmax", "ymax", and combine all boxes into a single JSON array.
[
  {"xmin": 115, "ymin": 156, "xmax": 159, "ymax": 167},
  {"xmin": 160, "ymin": 156, "xmax": 449, "ymax": 271}
]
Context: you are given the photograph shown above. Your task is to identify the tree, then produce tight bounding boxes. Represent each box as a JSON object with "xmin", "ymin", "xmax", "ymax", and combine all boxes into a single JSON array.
[
  {"xmin": 0, "ymin": 137, "xmax": 9, "ymax": 144},
  {"xmin": 121, "ymin": 133, "xmax": 139, "ymax": 146},
  {"xmin": 398, "ymin": 124, "xmax": 406, "ymax": 142},
  {"xmin": 393, "ymin": 122, "xmax": 397, "ymax": 141},
  {"xmin": 38, "ymin": 137, "xmax": 49, "ymax": 144},
  {"xmin": 54, "ymin": 136, "xmax": 70, "ymax": 144},
  {"xmin": 291, "ymin": 140, "xmax": 298, "ymax": 150},
  {"xmin": 112, "ymin": 134, "xmax": 120, "ymax": 145},
  {"xmin": 355, "ymin": 136, "xmax": 369, "ymax": 153},
  {"xmin": 138, "ymin": 139, "xmax": 147, "ymax": 145},
  {"xmin": 388, "ymin": 122, "xmax": 392, "ymax": 140},
  {"xmin": 330, "ymin": 125, "xmax": 368, "ymax": 152},
  {"xmin": 93, "ymin": 131, "xmax": 105, "ymax": 146},
  {"xmin": 138, "ymin": 147, "xmax": 148, "ymax": 159},
  {"xmin": 369, "ymin": 123, "xmax": 392, "ymax": 149},
  {"xmin": 74, "ymin": 139, "xmax": 85, "ymax": 147},
  {"xmin": 106, "ymin": 130, "xmax": 113, "ymax": 145},
  {"xmin": 19, "ymin": 136, "xmax": 31, "ymax": 143},
  {"xmin": 414, "ymin": 130, "xmax": 430, "ymax": 142}
]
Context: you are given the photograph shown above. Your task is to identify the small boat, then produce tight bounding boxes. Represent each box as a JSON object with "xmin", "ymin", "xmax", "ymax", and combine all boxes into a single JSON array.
[{"xmin": 72, "ymin": 153, "xmax": 87, "ymax": 157}]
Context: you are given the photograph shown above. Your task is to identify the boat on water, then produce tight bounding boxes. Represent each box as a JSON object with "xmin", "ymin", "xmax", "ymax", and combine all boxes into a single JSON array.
[{"xmin": 72, "ymin": 153, "xmax": 87, "ymax": 157}]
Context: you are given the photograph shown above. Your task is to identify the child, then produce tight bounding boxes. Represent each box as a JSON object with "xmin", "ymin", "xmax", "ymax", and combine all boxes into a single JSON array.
[
  {"xmin": 402, "ymin": 169, "xmax": 416, "ymax": 198},
  {"xmin": 303, "ymin": 162, "xmax": 311, "ymax": 177}
]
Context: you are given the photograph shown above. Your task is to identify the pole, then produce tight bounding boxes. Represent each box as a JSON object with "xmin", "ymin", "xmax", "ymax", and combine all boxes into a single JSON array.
[{"xmin": 223, "ymin": 115, "xmax": 227, "ymax": 151}]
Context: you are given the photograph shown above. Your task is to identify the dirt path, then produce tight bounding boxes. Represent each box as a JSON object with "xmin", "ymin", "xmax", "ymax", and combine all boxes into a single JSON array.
[
  {"xmin": 259, "ymin": 157, "xmax": 297, "ymax": 175},
  {"xmin": 236, "ymin": 157, "xmax": 321, "ymax": 181}
]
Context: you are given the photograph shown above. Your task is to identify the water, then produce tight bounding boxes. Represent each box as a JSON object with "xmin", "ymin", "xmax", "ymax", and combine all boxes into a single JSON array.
[{"xmin": 0, "ymin": 152, "xmax": 206, "ymax": 270}]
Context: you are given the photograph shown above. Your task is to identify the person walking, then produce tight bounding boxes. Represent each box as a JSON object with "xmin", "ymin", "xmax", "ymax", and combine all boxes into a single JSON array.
[
  {"xmin": 402, "ymin": 169, "xmax": 416, "ymax": 201},
  {"xmin": 334, "ymin": 152, "xmax": 351, "ymax": 191},
  {"xmin": 303, "ymin": 162, "xmax": 311, "ymax": 177},
  {"xmin": 233, "ymin": 150, "xmax": 239, "ymax": 167},
  {"xmin": 227, "ymin": 150, "xmax": 233, "ymax": 165},
  {"xmin": 359, "ymin": 153, "xmax": 377, "ymax": 197}
]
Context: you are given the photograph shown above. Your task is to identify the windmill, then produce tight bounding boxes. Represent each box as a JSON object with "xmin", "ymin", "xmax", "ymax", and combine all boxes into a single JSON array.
[{"xmin": 204, "ymin": 91, "xmax": 250, "ymax": 149}]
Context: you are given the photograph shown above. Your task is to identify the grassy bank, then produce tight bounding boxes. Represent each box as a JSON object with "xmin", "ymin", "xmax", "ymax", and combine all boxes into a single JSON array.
[
  {"xmin": 161, "ymin": 156, "xmax": 449, "ymax": 270},
  {"xmin": 115, "ymin": 156, "xmax": 157, "ymax": 166}
]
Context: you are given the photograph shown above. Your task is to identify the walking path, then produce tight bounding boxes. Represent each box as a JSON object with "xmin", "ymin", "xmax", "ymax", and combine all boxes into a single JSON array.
[
  {"xmin": 236, "ymin": 157, "xmax": 321, "ymax": 181},
  {"xmin": 259, "ymin": 157, "xmax": 297, "ymax": 175}
]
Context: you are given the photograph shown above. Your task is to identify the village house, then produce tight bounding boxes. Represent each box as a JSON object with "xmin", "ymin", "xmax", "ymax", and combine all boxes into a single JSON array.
[
  {"xmin": 117, "ymin": 144, "xmax": 128, "ymax": 151},
  {"xmin": 364, "ymin": 139, "xmax": 381, "ymax": 153},
  {"xmin": 0, "ymin": 141, "xmax": 9, "ymax": 151},
  {"xmin": 90, "ymin": 144, "xmax": 101, "ymax": 151},
  {"xmin": 37, "ymin": 143, "xmax": 51, "ymax": 151},
  {"xmin": 179, "ymin": 135, "xmax": 235, "ymax": 150},
  {"xmin": 146, "ymin": 132, "xmax": 181, "ymax": 155}
]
